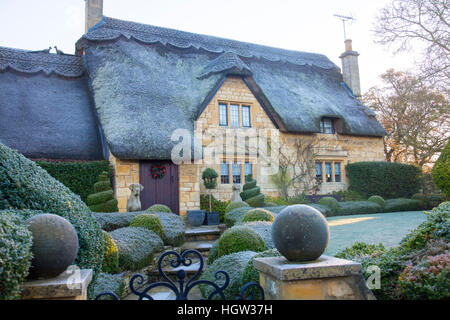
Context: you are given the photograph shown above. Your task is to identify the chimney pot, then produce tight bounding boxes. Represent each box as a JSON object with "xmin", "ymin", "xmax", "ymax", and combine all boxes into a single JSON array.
[{"xmin": 345, "ymin": 39, "xmax": 353, "ymax": 52}]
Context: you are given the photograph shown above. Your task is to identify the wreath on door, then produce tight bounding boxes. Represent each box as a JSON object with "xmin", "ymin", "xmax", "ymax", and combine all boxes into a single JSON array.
[{"xmin": 151, "ymin": 164, "xmax": 167, "ymax": 179}]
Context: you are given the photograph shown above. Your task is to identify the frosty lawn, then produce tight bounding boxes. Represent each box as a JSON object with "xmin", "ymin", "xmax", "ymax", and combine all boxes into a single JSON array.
[{"xmin": 325, "ymin": 211, "xmax": 427, "ymax": 255}]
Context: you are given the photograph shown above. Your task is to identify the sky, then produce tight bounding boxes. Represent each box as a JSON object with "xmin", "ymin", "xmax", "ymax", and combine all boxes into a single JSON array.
[{"xmin": 0, "ymin": 0, "xmax": 420, "ymax": 93}]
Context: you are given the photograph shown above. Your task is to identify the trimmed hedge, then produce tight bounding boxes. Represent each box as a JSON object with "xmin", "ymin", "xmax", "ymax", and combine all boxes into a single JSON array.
[
  {"xmin": 431, "ymin": 139, "xmax": 450, "ymax": 197},
  {"xmin": 246, "ymin": 194, "xmax": 265, "ymax": 207},
  {"xmin": 92, "ymin": 211, "xmax": 185, "ymax": 247},
  {"xmin": 0, "ymin": 210, "xmax": 33, "ymax": 300},
  {"xmin": 217, "ymin": 226, "xmax": 266, "ymax": 258},
  {"xmin": 241, "ymin": 248, "xmax": 281, "ymax": 294},
  {"xmin": 383, "ymin": 199, "xmax": 422, "ymax": 212},
  {"xmin": 200, "ymin": 251, "xmax": 257, "ymax": 300},
  {"xmin": 146, "ymin": 204, "xmax": 172, "ymax": 213},
  {"xmin": 368, "ymin": 195, "xmax": 385, "ymax": 208},
  {"xmin": 130, "ymin": 214, "xmax": 164, "ymax": 239},
  {"xmin": 412, "ymin": 193, "xmax": 445, "ymax": 210},
  {"xmin": 0, "ymin": 142, "xmax": 104, "ymax": 275},
  {"xmin": 101, "ymin": 231, "xmax": 119, "ymax": 274},
  {"xmin": 336, "ymin": 201, "xmax": 383, "ymax": 216},
  {"xmin": 241, "ymin": 221, "xmax": 275, "ymax": 249},
  {"xmin": 346, "ymin": 161, "xmax": 423, "ymax": 199},
  {"xmin": 87, "ymin": 172, "xmax": 118, "ymax": 213},
  {"xmin": 308, "ymin": 203, "xmax": 332, "ymax": 217},
  {"xmin": 207, "ymin": 240, "xmax": 219, "ymax": 265},
  {"xmin": 109, "ymin": 227, "xmax": 163, "ymax": 271},
  {"xmin": 242, "ymin": 208, "xmax": 274, "ymax": 223},
  {"xmin": 318, "ymin": 197, "xmax": 339, "ymax": 214},
  {"xmin": 224, "ymin": 206, "xmax": 286, "ymax": 227},
  {"xmin": 36, "ymin": 160, "xmax": 112, "ymax": 203},
  {"xmin": 91, "ymin": 273, "xmax": 125, "ymax": 300},
  {"xmin": 241, "ymin": 175, "xmax": 265, "ymax": 207}
]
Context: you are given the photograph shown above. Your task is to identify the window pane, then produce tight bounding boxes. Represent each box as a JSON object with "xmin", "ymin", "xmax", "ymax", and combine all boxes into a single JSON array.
[
  {"xmin": 320, "ymin": 118, "xmax": 334, "ymax": 134},
  {"xmin": 230, "ymin": 104, "xmax": 239, "ymax": 127},
  {"xmin": 334, "ymin": 162, "xmax": 341, "ymax": 182},
  {"xmin": 315, "ymin": 161, "xmax": 323, "ymax": 181},
  {"xmin": 219, "ymin": 103, "xmax": 228, "ymax": 126},
  {"xmin": 244, "ymin": 162, "xmax": 252, "ymax": 182},
  {"xmin": 232, "ymin": 163, "xmax": 241, "ymax": 184},
  {"xmin": 325, "ymin": 162, "xmax": 332, "ymax": 182},
  {"xmin": 242, "ymin": 105, "xmax": 251, "ymax": 127},
  {"xmin": 221, "ymin": 163, "xmax": 229, "ymax": 184}
]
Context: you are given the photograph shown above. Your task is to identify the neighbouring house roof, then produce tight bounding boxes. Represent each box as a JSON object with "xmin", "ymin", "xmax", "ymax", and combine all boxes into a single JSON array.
[
  {"xmin": 77, "ymin": 16, "xmax": 386, "ymax": 160},
  {"xmin": 0, "ymin": 46, "xmax": 105, "ymax": 160}
]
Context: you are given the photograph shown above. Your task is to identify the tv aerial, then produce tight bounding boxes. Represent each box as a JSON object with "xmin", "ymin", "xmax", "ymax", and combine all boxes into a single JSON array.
[{"xmin": 333, "ymin": 14, "xmax": 356, "ymax": 40}]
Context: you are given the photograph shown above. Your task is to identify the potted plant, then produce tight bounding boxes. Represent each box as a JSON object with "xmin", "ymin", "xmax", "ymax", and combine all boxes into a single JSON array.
[{"xmin": 201, "ymin": 168, "xmax": 219, "ymax": 225}]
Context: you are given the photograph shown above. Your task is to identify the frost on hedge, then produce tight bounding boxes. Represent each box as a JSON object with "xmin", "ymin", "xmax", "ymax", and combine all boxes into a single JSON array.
[
  {"xmin": 0, "ymin": 209, "xmax": 33, "ymax": 300},
  {"xmin": 241, "ymin": 248, "xmax": 281, "ymax": 289},
  {"xmin": 91, "ymin": 272, "xmax": 125, "ymax": 300},
  {"xmin": 337, "ymin": 201, "xmax": 383, "ymax": 216},
  {"xmin": 93, "ymin": 211, "xmax": 186, "ymax": 247},
  {"xmin": 146, "ymin": 204, "xmax": 172, "ymax": 213},
  {"xmin": 199, "ymin": 251, "xmax": 257, "ymax": 300},
  {"xmin": 217, "ymin": 226, "xmax": 266, "ymax": 258},
  {"xmin": 109, "ymin": 226, "xmax": 163, "ymax": 271},
  {"xmin": 240, "ymin": 221, "xmax": 275, "ymax": 249},
  {"xmin": 383, "ymin": 199, "xmax": 422, "ymax": 213},
  {"xmin": 0, "ymin": 142, "xmax": 104, "ymax": 274},
  {"xmin": 225, "ymin": 206, "xmax": 285, "ymax": 227}
]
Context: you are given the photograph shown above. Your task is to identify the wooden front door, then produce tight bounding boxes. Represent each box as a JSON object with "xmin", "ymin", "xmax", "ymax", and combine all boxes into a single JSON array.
[{"xmin": 139, "ymin": 160, "xmax": 179, "ymax": 214}]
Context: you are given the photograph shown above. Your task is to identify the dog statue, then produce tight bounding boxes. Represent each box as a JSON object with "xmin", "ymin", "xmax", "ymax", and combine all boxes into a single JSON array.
[{"xmin": 127, "ymin": 184, "xmax": 144, "ymax": 212}]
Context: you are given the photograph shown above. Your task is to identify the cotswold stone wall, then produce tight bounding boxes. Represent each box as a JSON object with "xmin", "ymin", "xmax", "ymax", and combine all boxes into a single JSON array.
[
  {"xmin": 109, "ymin": 153, "xmax": 139, "ymax": 212},
  {"xmin": 179, "ymin": 163, "xmax": 201, "ymax": 216}
]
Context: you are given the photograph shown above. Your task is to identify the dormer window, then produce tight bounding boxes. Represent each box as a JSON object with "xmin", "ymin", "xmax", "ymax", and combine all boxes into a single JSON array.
[
  {"xmin": 218, "ymin": 102, "xmax": 251, "ymax": 128},
  {"xmin": 320, "ymin": 118, "xmax": 335, "ymax": 134}
]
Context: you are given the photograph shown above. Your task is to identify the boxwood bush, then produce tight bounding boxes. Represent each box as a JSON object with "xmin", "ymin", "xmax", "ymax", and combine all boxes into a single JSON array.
[
  {"xmin": 217, "ymin": 226, "xmax": 266, "ymax": 258},
  {"xmin": 225, "ymin": 201, "xmax": 250, "ymax": 214},
  {"xmin": 146, "ymin": 204, "xmax": 172, "ymax": 213},
  {"xmin": 207, "ymin": 240, "xmax": 219, "ymax": 265},
  {"xmin": 109, "ymin": 227, "xmax": 164, "ymax": 271},
  {"xmin": 240, "ymin": 221, "xmax": 275, "ymax": 249},
  {"xmin": 93, "ymin": 211, "xmax": 185, "ymax": 247},
  {"xmin": 91, "ymin": 272, "xmax": 125, "ymax": 300},
  {"xmin": 308, "ymin": 203, "xmax": 332, "ymax": 217},
  {"xmin": 200, "ymin": 251, "xmax": 257, "ymax": 300},
  {"xmin": 224, "ymin": 206, "xmax": 285, "ymax": 227},
  {"xmin": 346, "ymin": 161, "xmax": 423, "ymax": 199},
  {"xmin": 101, "ymin": 231, "xmax": 119, "ymax": 274},
  {"xmin": 412, "ymin": 193, "xmax": 446, "ymax": 210},
  {"xmin": 0, "ymin": 142, "xmax": 104, "ymax": 274},
  {"xmin": 383, "ymin": 198, "xmax": 422, "ymax": 212},
  {"xmin": 368, "ymin": 195, "xmax": 385, "ymax": 208},
  {"xmin": 241, "ymin": 248, "xmax": 281, "ymax": 295},
  {"xmin": 0, "ymin": 210, "xmax": 33, "ymax": 300},
  {"xmin": 318, "ymin": 197, "xmax": 339, "ymax": 214},
  {"xmin": 337, "ymin": 201, "xmax": 383, "ymax": 216},
  {"xmin": 36, "ymin": 160, "xmax": 112, "ymax": 203},
  {"xmin": 242, "ymin": 208, "xmax": 274, "ymax": 223},
  {"xmin": 130, "ymin": 214, "xmax": 164, "ymax": 239}
]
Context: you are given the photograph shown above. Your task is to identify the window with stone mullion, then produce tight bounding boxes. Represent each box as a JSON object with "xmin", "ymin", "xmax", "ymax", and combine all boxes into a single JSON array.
[{"xmin": 230, "ymin": 104, "xmax": 239, "ymax": 128}]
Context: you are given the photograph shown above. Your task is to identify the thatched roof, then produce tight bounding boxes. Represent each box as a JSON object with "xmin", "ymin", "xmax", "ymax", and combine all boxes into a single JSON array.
[
  {"xmin": 0, "ymin": 46, "xmax": 104, "ymax": 160},
  {"xmin": 76, "ymin": 17, "xmax": 385, "ymax": 160}
]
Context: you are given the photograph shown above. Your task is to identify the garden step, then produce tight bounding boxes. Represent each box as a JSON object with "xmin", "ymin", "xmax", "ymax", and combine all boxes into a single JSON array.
[
  {"xmin": 181, "ymin": 240, "xmax": 215, "ymax": 253},
  {"xmin": 184, "ymin": 225, "xmax": 225, "ymax": 242}
]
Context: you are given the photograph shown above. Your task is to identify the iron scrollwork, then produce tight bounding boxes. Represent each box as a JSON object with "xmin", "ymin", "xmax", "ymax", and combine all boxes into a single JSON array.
[{"xmin": 95, "ymin": 249, "xmax": 264, "ymax": 300}]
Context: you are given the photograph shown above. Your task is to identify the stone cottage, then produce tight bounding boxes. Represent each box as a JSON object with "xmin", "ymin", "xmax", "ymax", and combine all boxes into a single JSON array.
[{"xmin": 0, "ymin": 0, "xmax": 385, "ymax": 214}]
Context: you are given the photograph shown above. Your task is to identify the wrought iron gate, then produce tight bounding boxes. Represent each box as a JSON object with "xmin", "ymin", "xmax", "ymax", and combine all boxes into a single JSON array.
[{"xmin": 95, "ymin": 249, "xmax": 264, "ymax": 300}]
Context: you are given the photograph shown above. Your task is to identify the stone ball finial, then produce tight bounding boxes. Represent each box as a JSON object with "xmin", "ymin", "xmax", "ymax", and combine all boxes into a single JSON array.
[
  {"xmin": 25, "ymin": 214, "xmax": 79, "ymax": 279},
  {"xmin": 271, "ymin": 205, "xmax": 329, "ymax": 262}
]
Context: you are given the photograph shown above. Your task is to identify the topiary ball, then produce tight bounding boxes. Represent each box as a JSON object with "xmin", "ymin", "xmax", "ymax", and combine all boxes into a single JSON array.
[
  {"xmin": 225, "ymin": 201, "xmax": 250, "ymax": 213},
  {"xmin": 368, "ymin": 195, "xmax": 385, "ymax": 208},
  {"xmin": 25, "ymin": 214, "xmax": 79, "ymax": 279},
  {"xmin": 146, "ymin": 204, "xmax": 172, "ymax": 213},
  {"xmin": 217, "ymin": 225, "xmax": 266, "ymax": 258},
  {"xmin": 318, "ymin": 196, "xmax": 339, "ymax": 213},
  {"xmin": 272, "ymin": 205, "xmax": 329, "ymax": 262},
  {"xmin": 242, "ymin": 208, "xmax": 274, "ymax": 223},
  {"xmin": 130, "ymin": 214, "xmax": 164, "ymax": 239}
]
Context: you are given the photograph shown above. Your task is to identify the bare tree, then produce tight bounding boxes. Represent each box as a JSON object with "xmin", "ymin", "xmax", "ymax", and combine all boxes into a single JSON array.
[
  {"xmin": 374, "ymin": 0, "xmax": 450, "ymax": 87},
  {"xmin": 270, "ymin": 137, "xmax": 322, "ymax": 199},
  {"xmin": 364, "ymin": 69, "xmax": 450, "ymax": 169}
]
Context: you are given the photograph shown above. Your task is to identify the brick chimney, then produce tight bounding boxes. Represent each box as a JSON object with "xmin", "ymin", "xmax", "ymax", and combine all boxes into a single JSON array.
[
  {"xmin": 339, "ymin": 39, "xmax": 361, "ymax": 98},
  {"xmin": 85, "ymin": 0, "xmax": 103, "ymax": 33}
]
